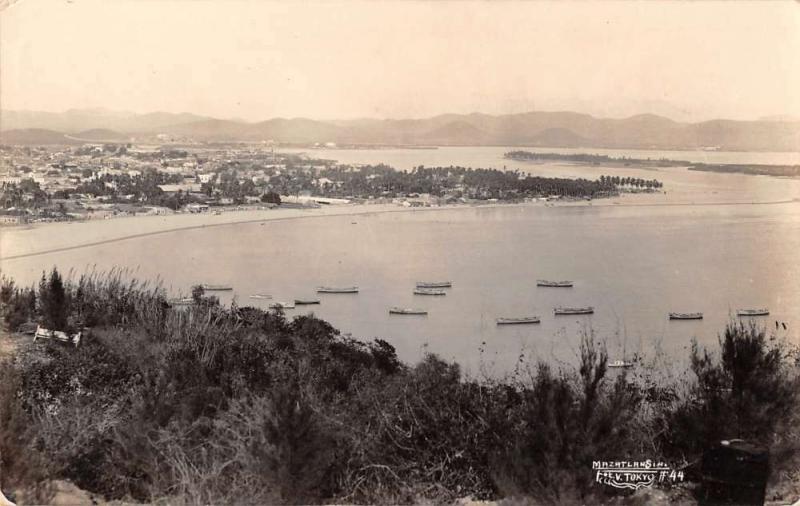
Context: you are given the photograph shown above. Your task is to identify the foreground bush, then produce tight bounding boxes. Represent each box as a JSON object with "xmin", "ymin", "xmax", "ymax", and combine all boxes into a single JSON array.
[{"xmin": 0, "ymin": 269, "xmax": 798, "ymax": 504}]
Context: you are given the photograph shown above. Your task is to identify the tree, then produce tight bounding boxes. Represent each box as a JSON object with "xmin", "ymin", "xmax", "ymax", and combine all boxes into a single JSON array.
[
  {"xmin": 261, "ymin": 191, "xmax": 281, "ymax": 204},
  {"xmin": 191, "ymin": 285, "xmax": 205, "ymax": 304},
  {"xmin": 38, "ymin": 268, "xmax": 68, "ymax": 331}
]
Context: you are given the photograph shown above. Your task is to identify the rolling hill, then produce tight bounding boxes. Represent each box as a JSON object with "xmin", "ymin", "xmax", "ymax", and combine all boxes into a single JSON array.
[
  {"xmin": 0, "ymin": 108, "xmax": 214, "ymax": 134},
  {"xmin": 0, "ymin": 129, "xmax": 79, "ymax": 145},
  {"xmin": 70, "ymin": 129, "xmax": 132, "ymax": 142},
  {"xmin": 1, "ymin": 108, "xmax": 799, "ymax": 151}
]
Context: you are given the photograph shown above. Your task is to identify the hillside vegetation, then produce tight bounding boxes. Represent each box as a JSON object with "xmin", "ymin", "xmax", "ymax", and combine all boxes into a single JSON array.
[{"xmin": 0, "ymin": 269, "xmax": 798, "ymax": 504}]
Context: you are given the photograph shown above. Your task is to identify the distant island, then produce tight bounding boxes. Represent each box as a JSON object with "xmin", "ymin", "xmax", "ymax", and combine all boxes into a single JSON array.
[
  {"xmin": 688, "ymin": 163, "xmax": 800, "ymax": 178},
  {"xmin": 504, "ymin": 150, "xmax": 689, "ymax": 167},
  {"xmin": 506, "ymin": 150, "xmax": 800, "ymax": 178}
]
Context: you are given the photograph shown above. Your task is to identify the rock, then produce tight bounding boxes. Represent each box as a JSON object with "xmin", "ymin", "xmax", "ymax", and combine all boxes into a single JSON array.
[{"xmin": 47, "ymin": 480, "xmax": 97, "ymax": 506}]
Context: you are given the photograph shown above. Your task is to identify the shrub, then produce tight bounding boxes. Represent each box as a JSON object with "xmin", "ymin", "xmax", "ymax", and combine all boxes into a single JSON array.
[{"xmin": 664, "ymin": 322, "xmax": 799, "ymax": 461}]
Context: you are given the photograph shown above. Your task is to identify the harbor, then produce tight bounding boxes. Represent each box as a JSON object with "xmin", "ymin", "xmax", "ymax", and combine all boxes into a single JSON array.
[{"xmin": 3, "ymin": 196, "xmax": 796, "ymax": 373}]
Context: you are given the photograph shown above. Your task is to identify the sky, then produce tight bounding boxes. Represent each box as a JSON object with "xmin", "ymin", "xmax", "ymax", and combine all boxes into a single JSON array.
[{"xmin": 1, "ymin": 0, "xmax": 799, "ymax": 122}]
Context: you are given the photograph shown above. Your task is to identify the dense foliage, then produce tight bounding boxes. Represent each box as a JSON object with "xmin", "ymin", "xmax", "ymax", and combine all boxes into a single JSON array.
[
  {"xmin": 315, "ymin": 164, "xmax": 626, "ymax": 200},
  {"xmin": 0, "ymin": 269, "xmax": 797, "ymax": 504},
  {"xmin": 72, "ymin": 170, "xmax": 190, "ymax": 209},
  {"xmin": 0, "ymin": 180, "xmax": 50, "ymax": 211}
]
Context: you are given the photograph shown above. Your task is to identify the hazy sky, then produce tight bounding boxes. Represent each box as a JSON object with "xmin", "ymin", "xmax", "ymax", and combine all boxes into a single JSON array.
[{"xmin": 1, "ymin": 0, "xmax": 799, "ymax": 122}]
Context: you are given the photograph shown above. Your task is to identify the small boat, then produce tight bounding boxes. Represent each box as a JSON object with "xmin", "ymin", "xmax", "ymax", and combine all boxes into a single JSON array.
[
  {"xmin": 169, "ymin": 297, "xmax": 194, "ymax": 306},
  {"xmin": 496, "ymin": 316, "xmax": 541, "ymax": 325},
  {"xmin": 737, "ymin": 308, "xmax": 769, "ymax": 317},
  {"xmin": 669, "ymin": 312, "xmax": 703, "ymax": 320},
  {"xmin": 269, "ymin": 301, "xmax": 295, "ymax": 309},
  {"xmin": 317, "ymin": 286, "xmax": 359, "ymax": 293},
  {"xmin": 294, "ymin": 298, "xmax": 321, "ymax": 305},
  {"xmin": 554, "ymin": 306, "xmax": 594, "ymax": 315},
  {"xmin": 248, "ymin": 294, "xmax": 272, "ymax": 300},
  {"xmin": 413, "ymin": 288, "xmax": 447, "ymax": 296},
  {"xmin": 416, "ymin": 281, "xmax": 452, "ymax": 289},
  {"xmin": 537, "ymin": 280, "xmax": 574, "ymax": 288},
  {"xmin": 389, "ymin": 307, "xmax": 428, "ymax": 315},
  {"xmin": 201, "ymin": 284, "xmax": 233, "ymax": 291},
  {"xmin": 608, "ymin": 360, "xmax": 634, "ymax": 369}
]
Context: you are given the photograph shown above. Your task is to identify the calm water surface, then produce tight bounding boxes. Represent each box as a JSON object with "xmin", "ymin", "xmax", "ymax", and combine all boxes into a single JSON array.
[
  {"xmin": 2, "ymin": 146, "xmax": 799, "ymax": 375},
  {"xmin": 285, "ymin": 145, "xmax": 800, "ymax": 170}
]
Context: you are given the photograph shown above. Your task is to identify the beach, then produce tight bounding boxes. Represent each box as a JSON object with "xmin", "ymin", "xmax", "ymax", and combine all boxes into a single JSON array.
[
  {"xmin": 0, "ymin": 202, "xmax": 413, "ymax": 260},
  {"xmin": 4, "ymin": 189, "xmax": 799, "ymax": 262}
]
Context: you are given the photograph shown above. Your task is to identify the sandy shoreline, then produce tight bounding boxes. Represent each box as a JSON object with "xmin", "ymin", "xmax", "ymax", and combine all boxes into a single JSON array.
[
  {"xmin": 2, "ymin": 196, "xmax": 798, "ymax": 261},
  {"xmin": 0, "ymin": 202, "xmax": 503, "ymax": 260}
]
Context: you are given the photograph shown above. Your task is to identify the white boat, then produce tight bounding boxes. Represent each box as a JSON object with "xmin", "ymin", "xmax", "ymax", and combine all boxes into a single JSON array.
[
  {"xmin": 669, "ymin": 312, "xmax": 703, "ymax": 320},
  {"xmin": 537, "ymin": 280, "xmax": 574, "ymax": 288},
  {"xmin": 389, "ymin": 307, "xmax": 428, "ymax": 315},
  {"xmin": 608, "ymin": 360, "xmax": 634, "ymax": 369},
  {"xmin": 248, "ymin": 294, "xmax": 272, "ymax": 300},
  {"xmin": 317, "ymin": 286, "xmax": 359, "ymax": 293},
  {"xmin": 416, "ymin": 281, "xmax": 452, "ymax": 289},
  {"xmin": 413, "ymin": 288, "xmax": 446, "ymax": 296},
  {"xmin": 554, "ymin": 306, "xmax": 594, "ymax": 315},
  {"xmin": 201, "ymin": 284, "xmax": 233, "ymax": 291},
  {"xmin": 269, "ymin": 301, "xmax": 295, "ymax": 309},
  {"xmin": 294, "ymin": 298, "xmax": 321, "ymax": 305},
  {"xmin": 737, "ymin": 308, "xmax": 769, "ymax": 317},
  {"xmin": 169, "ymin": 297, "xmax": 194, "ymax": 306},
  {"xmin": 496, "ymin": 316, "xmax": 541, "ymax": 325}
]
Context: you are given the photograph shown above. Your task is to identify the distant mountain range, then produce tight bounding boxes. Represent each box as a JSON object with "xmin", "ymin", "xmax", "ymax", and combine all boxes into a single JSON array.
[{"xmin": 1, "ymin": 108, "xmax": 799, "ymax": 151}]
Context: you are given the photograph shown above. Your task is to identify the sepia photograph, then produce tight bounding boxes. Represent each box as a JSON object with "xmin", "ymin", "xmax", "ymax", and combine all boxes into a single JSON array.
[{"xmin": 1, "ymin": 1, "xmax": 799, "ymax": 504}]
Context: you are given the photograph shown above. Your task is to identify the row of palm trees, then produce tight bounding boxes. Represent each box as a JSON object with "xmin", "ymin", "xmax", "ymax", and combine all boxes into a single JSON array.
[{"xmin": 598, "ymin": 175, "xmax": 663, "ymax": 188}]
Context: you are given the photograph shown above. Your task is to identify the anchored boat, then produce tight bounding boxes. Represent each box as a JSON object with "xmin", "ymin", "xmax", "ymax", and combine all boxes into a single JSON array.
[
  {"xmin": 249, "ymin": 294, "xmax": 272, "ymax": 300},
  {"xmin": 168, "ymin": 297, "xmax": 194, "ymax": 306},
  {"xmin": 737, "ymin": 308, "xmax": 769, "ymax": 317},
  {"xmin": 269, "ymin": 301, "xmax": 295, "ymax": 309},
  {"xmin": 201, "ymin": 284, "xmax": 233, "ymax": 291},
  {"xmin": 608, "ymin": 360, "xmax": 634, "ymax": 369},
  {"xmin": 389, "ymin": 307, "xmax": 428, "ymax": 315},
  {"xmin": 496, "ymin": 316, "xmax": 541, "ymax": 325},
  {"xmin": 669, "ymin": 312, "xmax": 703, "ymax": 320},
  {"xmin": 537, "ymin": 280, "xmax": 574, "ymax": 288},
  {"xmin": 554, "ymin": 306, "xmax": 594, "ymax": 315},
  {"xmin": 413, "ymin": 288, "xmax": 447, "ymax": 296},
  {"xmin": 317, "ymin": 286, "xmax": 359, "ymax": 293},
  {"xmin": 294, "ymin": 298, "xmax": 321, "ymax": 305},
  {"xmin": 416, "ymin": 281, "xmax": 452, "ymax": 289}
]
